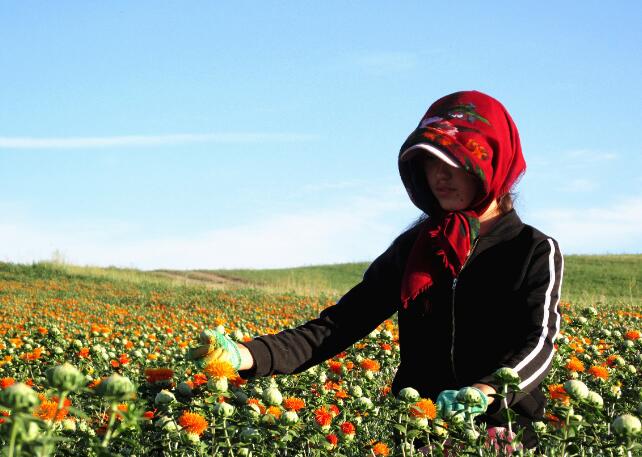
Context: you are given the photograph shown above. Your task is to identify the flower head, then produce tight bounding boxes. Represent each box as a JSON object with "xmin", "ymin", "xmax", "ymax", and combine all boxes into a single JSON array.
[
  {"xmin": 360, "ymin": 359, "xmax": 380, "ymax": 372},
  {"xmin": 282, "ymin": 397, "xmax": 305, "ymax": 412},
  {"xmin": 372, "ymin": 442, "xmax": 390, "ymax": 456},
  {"xmin": 203, "ymin": 359, "xmax": 237, "ymax": 380},
  {"xmin": 178, "ymin": 411, "xmax": 208, "ymax": 436},
  {"xmin": 145, "ymin": 368, "xmax": 174, "ymax": 383},
  {"xmin": 410, "ymin": 398, "xmax": 437, "ymax": 420},
  {"xmin": 588, "ymin": 365, "xmax": 609, "ymax": 380}
]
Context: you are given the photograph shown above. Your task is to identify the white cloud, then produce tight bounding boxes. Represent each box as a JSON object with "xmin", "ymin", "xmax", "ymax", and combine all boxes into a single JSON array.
[
  {"xmin": 0, "ymin": 132, "xmax": 318, "ymax": 149},
  {"xmin": 0, "ymin": 186, "xmax": 416, "ymax": 269},
  {"xmin": 526, "ymin": 197, "xmax": 642, "ymax": 254}
]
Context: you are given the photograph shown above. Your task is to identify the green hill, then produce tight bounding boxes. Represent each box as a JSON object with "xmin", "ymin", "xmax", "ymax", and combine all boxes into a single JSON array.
[{"xmin": 7, "ymin": 253, "xmax": 640, "ymax": 308}]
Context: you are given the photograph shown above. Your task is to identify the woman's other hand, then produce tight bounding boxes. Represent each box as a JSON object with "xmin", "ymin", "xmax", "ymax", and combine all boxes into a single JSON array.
[{"xmin": 187, "ymin": 329, "xmax": 255, "ymax": 372}]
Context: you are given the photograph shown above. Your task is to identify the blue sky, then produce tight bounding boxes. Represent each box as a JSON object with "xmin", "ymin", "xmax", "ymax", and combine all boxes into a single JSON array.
[{"xmin": 1, "ymin": 1, "xmax": 641, "ymax": 269}]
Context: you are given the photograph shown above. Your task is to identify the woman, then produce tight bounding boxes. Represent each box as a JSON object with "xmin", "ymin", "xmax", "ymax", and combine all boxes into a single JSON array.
[{"xmin": 192, "ymin": 90, "xmax": 564, "ymax": 449}]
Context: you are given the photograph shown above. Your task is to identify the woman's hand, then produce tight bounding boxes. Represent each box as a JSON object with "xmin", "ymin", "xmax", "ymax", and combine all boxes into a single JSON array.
[
  {"xmin": 187, "ymin": 329, "xmax": 242, "ymax": 370},
  {"xmin": 436, "ymin": 385, "xmax": 491, "ymax": 419}
]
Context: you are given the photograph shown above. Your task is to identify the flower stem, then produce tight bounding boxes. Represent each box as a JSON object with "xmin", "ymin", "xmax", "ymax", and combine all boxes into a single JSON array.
[
  {"xmin": 8, "ymin": 416, "xmax": 19, "ymax": 457},
  {"xmin": 101, "ymin": 403, "xmax": 118, "ymax": 448}
]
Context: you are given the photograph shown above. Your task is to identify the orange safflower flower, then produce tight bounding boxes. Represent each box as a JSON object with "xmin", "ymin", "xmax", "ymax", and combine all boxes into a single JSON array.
[
  {"xmin": 192, "ymin": 373, "xmax": 208, "ymax": 386},
  {"xmin": 606, "ymin": 354, "xmax": 620, "ymax": 367},
  {"xmin": 381, "ymin": 385, "xmax": 391, "ymax": 396},
  {"xmin": 335, "ymin": 389, "xmax": 349, "ymax": 400},
  {"xmin": 34, "ymin": 396, "xmax": 70, "ymax": 422},
  {"xmin": 328, "ymin": 360, "xmax": 343, "ymax": 375},
  {"xmin": 0, "ymin": 378, "xmax": 15, "ymax": 389},
  {"xmin": 203, "ymin": 359, "xmax": 237, "ymax": 380},
  {"xmin": 380, "ymin": 343, "xmax": 392, "ymax": 351},
  {"xmin": 325, "ymin": 433, "xmax": 338, "ymax": 446},
  {"xmin": 340, "ymin": 421, "xmax": 356, "ymax": 435},
  {"xmin": 565, "ymin": 356, "xmax": 585, "ymax": 372},
  {"xmin": 588, "ymin": 365, "xmax": 609, "ymax": 380},
  {"xmin": 282, "ymin": 397, "xmax": 305, "ymax": 412},
  {"xmin": 547, "ymin": 384, "xmax": 570, "ymax": 405},
  {"xmin": 78, "ymin": 347, "xmax": 90, "ymax": 358},
  {"xmin": 360, "ymin": 359, "xmax": 380, "ymax": 372},
  {"xmin": 229, "ymin": 376, "xmax": 247, "ymax": 388},
  {"xmin": 410, "ymin": 399, "xmax": 437, "ymax": 420},
  {"xmin": 625, "ymin": 330, "xmax": 640, "ymax": 340},
  {"xmin": 314, "ymin": 406, "xmax": 333, "ymax": 427},
  {"xmin": 266, "ymin": 406, "xmax": 282, "ymax": 419},
  {"xmin": 178, "ymin": 411, "xmax": 208, "ymax": 436},
  {"xmin": 329, "ymin": 404, "xmax": 340, "ymax": 417},
  {"xmin": 372, "ymin": 442, "xmax": 390, "ymax": 456},
  {"xmin": 144, "ymin": 368, "xmax": 174, "ymax": 383}
]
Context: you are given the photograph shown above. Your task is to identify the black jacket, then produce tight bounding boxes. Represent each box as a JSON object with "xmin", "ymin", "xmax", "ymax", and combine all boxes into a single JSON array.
[{"xmin": 242, "ymin": 209, "xmax": 564, "ymax": 423}]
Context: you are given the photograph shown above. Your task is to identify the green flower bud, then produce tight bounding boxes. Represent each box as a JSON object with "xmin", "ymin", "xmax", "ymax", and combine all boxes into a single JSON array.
[
  {"xmin": 612, "ymin": 414, "xmax": 641, "ymax": 437},
  {"xmin": 155, "ymin": 416, "xmax": 180, "ymax": 432},
  {"xmin": 96, "ymin": 374, "xmax": 136, "ymax": 401},
  {"xmin": 464, "ymin": 427, "xmax": 480, "ymax": 442},
  {"xmin": 154, "ymin": 389, "xmax": 176, "ymax": 406},
  {"xmin": 533, "ymin": 421, "xmax": 547, "ymax": 433},
  {"xmin": 208, "ymin": 377, "xmax": 228, "ymax": 393},
  {"xmin": 62, "ymin": 418, "xmax": 77, "ymax": 431},
  {"xmin": 586, "ymin": 391, "xmax": 603, "ymax": 408},
  {"xmin": 281, "ymin": 410, "xmax": 299, "ymax": 425},
  {"xmin": 214, "ymin": 402, "xmax": 235, "ymax": 417},
  {"xmin": 177, "ymin": 382, "xmax": 193, "ymax": 397},
  {"xmin": 350, "ymin": 385, "xmax": 363, "ymax": 398},
  {"xmin": 456, "ymin": 387, "xmax": 484, "ymax": 407},
  {"xmin": 493, "ymin": 367, "xmax": 521, "ymax": 385},
  {"xmin": 246, "ymin": 403, "xmax": 261, "ymax": 418},
  {"xmin": 563, "ymin": 380, "xmax": 589, "ymax": 401},
  {"xmin": 46, "ymin": 363, "xmax": 85, "ymax": 392},
  {"xmin": 433, "ymin": 418, "xmax": 449, "ymax": 438},
  {"xmin": 185, "ymin": 432, "xmax": 201, "ymax": 443},
  {"xmin": 263, "ymin": 387, "xmax": 283, "ymax": 406},
  {"xmin": 0, "ymin": 383, "xmax": 40, "ymax": 412},
  {"xmin": 356, "ymin": 396, "xmax": 373, "ymax": 411},
  {"xmin": 398, "ymin": 387, "xmax": 421, "ymax": 403},
  {"xmin": 410, "ymin": 417, "xmax": 429, "ymax": 430},
  {"xmin": 261, "ymin": 413, "xmax": 277, "ymax": 426}
]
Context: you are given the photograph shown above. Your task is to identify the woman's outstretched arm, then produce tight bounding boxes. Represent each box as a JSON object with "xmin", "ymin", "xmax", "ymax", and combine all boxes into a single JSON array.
[{"xmin": 238, "ymin": 232, "xmax": 412, "ymax": 378}]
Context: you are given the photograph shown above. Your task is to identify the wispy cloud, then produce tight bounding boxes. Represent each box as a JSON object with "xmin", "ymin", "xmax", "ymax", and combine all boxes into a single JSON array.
[
  {"xmin": 0, "ymin": 132, "xmax": 319, "ymax": 149},
  {"xmin": 0, "ymin": 186, "xmax": 415, "ymax": 269},
  {"xmin": 527, "ymin": 197, "xmax": 642, "ymax": 254}
]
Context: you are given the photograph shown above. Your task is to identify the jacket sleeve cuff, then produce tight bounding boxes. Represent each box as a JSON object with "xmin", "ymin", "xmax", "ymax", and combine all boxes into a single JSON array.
[{"xmin": 238, "ymin": 339, "xmax": 273, "ymax": 378}]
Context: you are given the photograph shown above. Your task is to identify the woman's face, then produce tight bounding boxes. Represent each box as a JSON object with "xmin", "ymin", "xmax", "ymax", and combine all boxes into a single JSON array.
[{"xmin": 423, "ymin": 156, "xmax": 479, "ymax": 211}]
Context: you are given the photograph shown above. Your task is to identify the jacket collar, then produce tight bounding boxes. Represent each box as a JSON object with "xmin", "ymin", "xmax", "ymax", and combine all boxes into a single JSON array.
[{"xmin": 470, "ymin": 209, "xmax": 524, "ymax": 260}]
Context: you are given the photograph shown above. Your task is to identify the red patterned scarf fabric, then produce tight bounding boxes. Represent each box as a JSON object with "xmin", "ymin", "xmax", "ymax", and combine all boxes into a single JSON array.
[{"xmin": 398, "ymin": 91, "xmax": 526, "ymax": 308}]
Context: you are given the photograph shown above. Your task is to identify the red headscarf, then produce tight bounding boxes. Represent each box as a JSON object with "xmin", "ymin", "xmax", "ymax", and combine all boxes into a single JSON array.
[{"xmin": 398, "ymin": 90, "xmax": 526, "ymax": 308}]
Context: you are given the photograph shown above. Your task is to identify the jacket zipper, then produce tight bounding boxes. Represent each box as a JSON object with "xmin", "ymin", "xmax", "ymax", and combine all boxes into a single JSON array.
[{"xmin": 450, "ymin": 238, "xmax": 480, "ymax": 385}]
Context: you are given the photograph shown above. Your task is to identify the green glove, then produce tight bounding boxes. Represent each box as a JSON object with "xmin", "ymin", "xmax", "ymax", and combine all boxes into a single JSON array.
[
  {"xmin": 436, "ymin": 390, "xmax": 465, "ymax": 418},
  {"xmin": 437, "ymin": 387, "xmax": 489, "ymax": 419},
  {"xmin": 187, "ymin": 329, "xmax": 242, "ymax": 370}
]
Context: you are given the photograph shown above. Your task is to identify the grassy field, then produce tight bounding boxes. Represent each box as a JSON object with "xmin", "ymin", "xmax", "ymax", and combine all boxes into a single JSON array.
[{"xmin": 22, "ymin": 253, "xmax": 642, "ymax": 307}]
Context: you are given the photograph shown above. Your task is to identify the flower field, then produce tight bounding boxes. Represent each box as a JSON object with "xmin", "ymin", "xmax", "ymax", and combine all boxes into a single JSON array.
[{"xmin": 0, "ymin": 262, "xmax": 640, "ymax": 456}]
